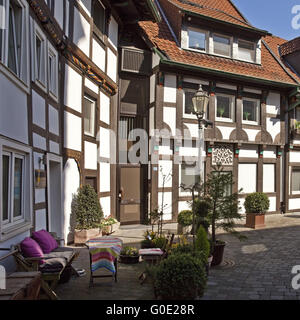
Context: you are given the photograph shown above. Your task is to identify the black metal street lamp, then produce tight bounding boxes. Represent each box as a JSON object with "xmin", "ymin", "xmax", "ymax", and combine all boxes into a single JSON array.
[{"xmin": 192, "ymin": 85, "xmax": 210, "ymax": 127}]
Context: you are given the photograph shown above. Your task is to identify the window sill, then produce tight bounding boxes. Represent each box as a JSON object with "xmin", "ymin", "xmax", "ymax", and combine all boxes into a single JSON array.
[
  {"xmin": 216, "ymin": 118, "xmax": 234, "ymax": 123},
  {"xmin": 242, "ymin": 121, "xmax": 259, "ymax": 126},
  {"xmin": 1, "ymin": 221, "xmax": 32, "ymax": 243}
]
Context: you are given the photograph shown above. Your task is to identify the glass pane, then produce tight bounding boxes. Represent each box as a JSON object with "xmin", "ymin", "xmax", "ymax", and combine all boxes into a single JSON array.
[
  {"xmin": 181, "ymin": 164, "xmax": 200, "ymax": 189},
  {"xmin": 13, "ymin": 157, "xmax": 23, "ymax": 218},
  {"xmin": 217, "ymin": 96, "xmax": 231, "ymax": 119},
  {"xmin": 213, "ymin": 35, "xmax": 230, "ymax": 56},
  {"xmin": 188, "ymin": 30, "xmax": 206, "ymax": 51},
  {"xmin": 0, "ymin": 0, "xmax": 3, "ymax": 61},
  {"xmin": 184, "ymin": 91, "xmax": 195, "ymax": 115},
  {"xmin": 84, "ymin": 97, "xmax": 95, "ymax": 136},
  {"xmin": 8, "ymin": 6, "xmax": 17, "ymax": 74},
  {"xmin": 292, "ymin": 170, "xmax": 300, "ymax": 192},
  {"xmin": 2, "ymin": 155, "xmax": 9, "ymax": 221},
  {"xmin": 93, "ymin": 0, "xmax": 105, "ymax": 33},
  {"xmin": 36, "ymin": 36, "xmax": 42, "ymax": 79},
  {"xmin": 243, "ymin": 100, "xmax": 257, "ymax": 122}
]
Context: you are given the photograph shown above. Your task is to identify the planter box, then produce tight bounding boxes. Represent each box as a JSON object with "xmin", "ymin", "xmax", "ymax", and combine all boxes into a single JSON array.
[
  {"xmin": 74, "ymin": 228, "xmax": 102, "ymax": 245},
  {"xmin": 177, "ymin": 224, "xmax": 192, "ymax": 235},
  {"xmin": 102, "ymin": 222, "xmax": 121, "ymax": 235},
  {"xmin": 245, "ymin": 213, "xmax": 265, "ymax": 229},
  {"xmin": 211, "ymin": 242, "xmax": 226, "ymax": 267},
  {"xmin": 119, "ymin": 255, "xmax": 140, "ymax": 264}
]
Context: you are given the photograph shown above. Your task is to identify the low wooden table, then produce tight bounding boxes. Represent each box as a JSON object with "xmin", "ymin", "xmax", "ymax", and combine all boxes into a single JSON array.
[{"xmin": 0, "ymin": 272, "xmax": 41, "ymax": 300}]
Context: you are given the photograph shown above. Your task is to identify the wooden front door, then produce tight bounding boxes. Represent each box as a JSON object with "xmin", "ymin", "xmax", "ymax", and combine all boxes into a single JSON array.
[{"xmin": 119, "ymin": 166, "xmax": 141, "ymax": 224}]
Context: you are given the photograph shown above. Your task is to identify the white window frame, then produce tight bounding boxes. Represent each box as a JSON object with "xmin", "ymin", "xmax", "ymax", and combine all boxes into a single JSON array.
[
  {"xmin": 291, "ymin": 167, "xmax": 300, "ymax": 195},
  {"xmin": 83, "ymin": 95, "xmax": 96, "ymax": 137},
  {"xmin": 48, "ymin": 41, "xmax": 58, "ymax": 100},
  {"xmin": 0, "ymin": 0, "xmax": 29, "ymax": 91},
  {"xmin": 238, "ymin": 39, "xmax": 256, "ymax": 63},
  {"xmin": 0, "ymin": 138, "xmax": 33, "ymax": 241},
  {"xmin": 242, "ymin": 97, "xmax": 260, "ymax": 125},
  {"xmin": 186, "ymin": 27, "xmax": 208, "ymax": 53},
  {"xmin": 215, "ymin": 93, "xmax": 235, "ymax": 123},
  {"xmin": 183, "ymin": 88, "xmax": 197, "ymax": 119},
  {"xmin": 212, "ymin": 33, "xmax": 232, "ymax": 58}
]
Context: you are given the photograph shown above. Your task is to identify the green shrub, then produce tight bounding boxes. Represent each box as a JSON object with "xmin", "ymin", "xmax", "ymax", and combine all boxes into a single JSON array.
[
  {"xmin": 170, "ymin": 244, "xmax": 207, "ymax": 266},
  {"xmin": 195, "ymin": 226, "xmax": 210, "ymax": 260},
  {"xmin": 244, "ymin": 192, "xmax": 270, "ymax": 214},
  {"xmin": 74, "ymin": 185, "xmax": 103, "ymax": 230},
  {"xmin": 154, "ymin": 253, "xmax": 207, "ymax": 300},
  {"xmin": 177, "ymin": 210, "xmax": 193, "ymax": 227},
  {"xmin": 153, "ymin": 236, "xmax": 167, "ymax": 249}
]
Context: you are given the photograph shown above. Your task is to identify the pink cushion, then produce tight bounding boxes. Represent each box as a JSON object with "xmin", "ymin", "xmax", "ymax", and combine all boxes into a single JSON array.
[
  {"xmin": 20, "ymin": 237, "xmax": 45, "ymax": 264},
  {"xmin": 32, "ymin": 230, "xmax": 58, "ymax": 254}
]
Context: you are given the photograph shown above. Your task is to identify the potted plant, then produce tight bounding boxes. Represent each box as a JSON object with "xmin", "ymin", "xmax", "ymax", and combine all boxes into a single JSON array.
[
  {"xmin": 101, "ymin": 217, "xmax": 120, "ymax": 235},
  {"xmin": 141, "ymin": 230, "xmax": 157, "ymax": 249},
  {"xmin": 244, "ymin": 192, "xmax": 270, "ymax": 229},
  {"xmin": 244, "ymin": 111, "xmax": 251, "ymax": 121},
  {"xmin": 217, "ymin": 107, "xmax": 225, "ymax": 118},
  {"xmin": 177, "ymin": 210, "xmax": 193, "ymax": 235},
  {"xmin": 119, "ymin": 246, "xmax": 139, "ymax": 264},
  {"xmin": 73, "ymin": 185, "xmax": 103, "ymax": 245}
]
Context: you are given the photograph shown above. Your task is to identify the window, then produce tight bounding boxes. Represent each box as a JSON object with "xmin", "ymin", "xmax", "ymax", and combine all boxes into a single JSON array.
[
  {"xmin": 212, "ymin": 171, "xmax": 232, "ymax": 196},
  {"xmin": 213, "ymin": 34, "xmax": 231, "ymax": 57},
  {"xmin": 238, "ymin": 40, "xmax": 256, "ymax": 62},
  {"xmin": 32, "ymin": 24, "xmax": 46, "ymax": 87},
  {"xmin": 180, "ymin": 162, "xmax": 200, "ymax": 193},
  {"xmin": 84, "ymin": 95, "xmax": 96, "ymax": 137},
  {"xmin": 216, "ymin": 94, "xmax": 235, "ymax": 122},
  {"xmin": 92, "ymin": 0, "xmax": 106, "ymax": 35},
  {"xmin": 292, "ymin": 168, "xmax": 300, "ymax": 194},
  {"xmin": 48, "ymin": 42, "xmax": 58, "ymax": 97},
  {"xmin": 183, "ymin": 89, "xmax": 196, "ymax": 117},
  {"xmin": 188, "ymin": 28, "xmax": 206, "ymax": 51},
  {"xmin": 0, "ymin": 0, "xmax": 29, "ymax": 84},
  {"xmin": 242, "ymin": 98, "xmax": 260, "ymax": 124}
]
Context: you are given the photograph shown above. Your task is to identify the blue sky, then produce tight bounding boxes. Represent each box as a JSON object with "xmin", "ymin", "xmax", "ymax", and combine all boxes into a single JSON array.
[{"xmin": 232, "ymin": 0, "xmax": 300, "ymax": 40}]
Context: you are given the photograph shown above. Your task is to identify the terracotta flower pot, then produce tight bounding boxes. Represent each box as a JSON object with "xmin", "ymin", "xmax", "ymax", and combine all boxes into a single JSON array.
[
  {"xmin": 74, "ymin": 228, "xmax": 102, "ymax": 245},
  {"xmin": 245, "ymin": 213, "xmax": 265, "ymax": 229},
  {"xmin": 211, "ymin": 242, "xmax": 226, "ymax": 267}
]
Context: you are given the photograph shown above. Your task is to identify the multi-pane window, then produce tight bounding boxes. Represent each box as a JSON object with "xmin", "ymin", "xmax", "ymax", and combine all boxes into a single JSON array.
[
  {"xmin": 213, "ymin": 34, "xmax": 231, "ymax": 57},
  {"xmin": 216, "ymin": 94, "xmax": 235, "ymax": 122},
  {"xmin": 238, "ymin": 40, "xmax": 256, "ymax": 62},
  {"xmin": 183, "ymin": 89, "xmax": 196, "ymax": 117},
  {"xmin": 292, "ymin": 168, "xmax": 300, "ymax": 194},
  {"xmin": 2, "ymin": 151, "xmax": 25, "ymax": 225},
  {"xmin": 48, "ymin": 43, "xmax": 58, "ymax": 97},
  {"xmin": 180, "ymin": 162, "xmax": 200, "ymax": 191},
  {"xmin": 212, "ymin": 171, "xmax": 232, "ymax": 196},
  {"xmin": 242, "ymin": 98, "xmax": 260, "ymax": 124},
  {"xmin": 92, "ymin": 0, "xmax": 106, "ymax": 35},
  {"xmin": 84, "ymin": 96, "xmax": 96, "ymax": 137},
  {"xmin": 188, "ymin": 28, "xmax": 206, "ymax": 51},
  {"xmin": 0, "ymin": 0, "xmax": 29, "ymax": 83},
  {"xmin": 33, "ymin": 25, "xmax": 46, "ymax": 87}
]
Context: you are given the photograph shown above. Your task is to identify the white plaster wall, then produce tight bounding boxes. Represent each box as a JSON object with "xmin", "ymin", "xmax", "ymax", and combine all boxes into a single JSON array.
[
  {"xmin": 238, "ymin": 163, "xmax": 257, "ymax": 194},
  {"xmin": 217, "ymin": 126, "xmax": 235, "ymax": 140},
  {"xmin": 159, "ymin": 160, "xmax": 173, "ymax": 188},
  {"xmin": 179, "ymin": 147, "xmax": 199, "ymax": 157},
  {"xmin": 84, "ymin": 141, "xmax": 97, "ymax": 170},
  {"xmin": 85, "ymin": 77, "xmax": 98, "ymax": 94},
  {"xmin": 183, "ymin": 77, "xmax": 209, "ymax": 86},
  {"xmin": 107, "ymin": 48, "xmax": 117, "ymax": 82},
  {"xmin": 33, "ymin": 133, "xmax": 47, "ymax": 151},
  {"xmin": 49, "ymin": 141, "xmax": 60, "ymax": 155},
  {"xmin": 243, "ymin": 87, "xmax": 262, "ymax": 95},
  {"xmin": 35, "ymin": 209, "xmax": 47, "ymax": 231},
  {"xmin": 163, "ymin": 107, "xmax": 176, "ymax": 136},
  {"xmin": 54, "ymin": 1, "xmax": 64, "ymax": 29},
  {"xmin": 108, "ymin": 16, "xmax": 118, "ymax": 49},
  {"xmin": 149, "ymin": 107, "xmax": 155, "ymax": 136},
  {"xmin": 63, "ymin": 159, "xmax": 80, "ymax": 243},
  {"xmin": 264, "ymin": 147, "xmax": 277, "ymax": 159},
  {"xmin": 164, "ymin": 74, "xmax": 177, "ymax": 103},
  {"xmin": 100, "ymin": 91, "xmax": 110, "ymax": 125},
  {"xmin": 64, "ymin": 64, "xmax": 82, "ymax": 113},
  {"xmin": 266, "ymin": 117, "xmax": 281, "ymax": 142},
  {"xmin": 150, "ymin": 75, "xmax": 156, "ymax": 104},
  {"xmin": 0, "ymin": 72, "xmax": 28, "ymax": 144},
  {"xmin": 263, "ymin": 164, "xmax": 275, "ymax": 193},
  {"xmin": 268, "ymin": 197, "xmax": 276, "ymax": 212},
  {"xmin": 244, "ymin": 129, "xmax": 260, "ymax": 142},
  {"xmin": 216, "ymin": 83, "xmax": 237, "ymax": 91},
  {"xmin": 64, "ymin": 111, "xmax": 82, "ymax": 151},
  {"xmin": 35, "ymin": 188, "xmax": 45, "ymax": 204},
  {"xmin": 158, "ymin": 192, "xmax": 172, "ymax": 220},
  {"xmin": 99, "ymin": 162, "xmax": 110, "ymax": 193},
  {"xmin": 239, "ymin": 146, "xmax": 258, "ymax": 158},
  {"xmin": 92, "ymin": 39, "xmax": 106, "ymax": 72},
  {"xmin": 178, "ymin": 201, "xmax": 190, "ymax": 213},
  {"xmin": 289, "ymin": 198, "xmax": 300, "ymax": 211},
  {"xmin": 184, "ymin": 123, "xmax": 198, "ymax": 138},
  {"xmin": 73, "ymin": 7, "xmax": 90, "ymax": 57},
  {"xmin": 49, "ymin": 105, "xmax": 59, "ymax": 135},
  {"xmin": 239, "ymin": 198, "xmax": 246, "ymax": 214},
  {"xmin": 267, "ymin": 92, "xmax": 280, "ymax": 115},
  {"xmin": 32, "ymin": 90, "xmax": 46, "ymax": 129},
  {"xmin": 100, "ymin": 197, "xmax": 111, "ymax": 217},
  {"xmin": 159, "ymin": 145, "xmax": 173, "ymax": 156},
  {"xmin": 99, "ymin": 127, "xmax": 110, "ymax": 158},
  {"xmin": 290, "ymin": 151, "xmax": 300, "ymax": 163}
]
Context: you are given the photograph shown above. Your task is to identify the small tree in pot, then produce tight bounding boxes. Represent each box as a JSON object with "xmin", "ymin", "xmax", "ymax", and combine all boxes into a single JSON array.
[
  {"xmin": 244, "ymin": 192, "xmax": 270, "ymax": 229},
  {"xmin": 73, "ymin": 185, "xmax": 103, "ymax": 244}
]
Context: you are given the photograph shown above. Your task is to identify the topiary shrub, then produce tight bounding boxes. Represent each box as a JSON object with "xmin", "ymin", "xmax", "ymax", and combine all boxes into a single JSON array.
[
  {"xmin": 73, "ymin": 185, "xmax": 103, "ymax": 230},
  {"xmin": 154, "ymin": 253, "xmax": 207, "ymax": 300},
  {"xmin": 195, "ymin": 226, "xmax": 210, "ymax": 261},
  {"xmin": 177, "ymin": 210, "xmax": 193, "ymax": 227},
  {"xmin": 244, "ymin": 192, "xmax": 270, "ymax": 215}
]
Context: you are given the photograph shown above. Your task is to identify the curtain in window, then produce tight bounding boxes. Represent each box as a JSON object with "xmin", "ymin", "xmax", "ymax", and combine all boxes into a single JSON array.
[{"xmin": 13, "ymin": 157, "xmax": 23, "ymax": 218}]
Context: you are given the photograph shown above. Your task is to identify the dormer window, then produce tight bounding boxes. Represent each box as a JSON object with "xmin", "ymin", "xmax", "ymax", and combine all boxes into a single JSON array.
[
  {"xmin": 213, "ymin": 34, "xmax": 231, "ymax": 57},
  {"xmin": 188, "ymin": 28, "xmax": 206, "ymax": 51},
  {"xmin": 238, "ymin": 40, "xmax": 256, "ymax": 62}
]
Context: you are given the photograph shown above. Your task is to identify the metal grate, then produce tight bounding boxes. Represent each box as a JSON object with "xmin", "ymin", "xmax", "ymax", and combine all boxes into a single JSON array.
[{"xmin": 121, "ymin": 48, "xmax": 149, "ymax": 74}]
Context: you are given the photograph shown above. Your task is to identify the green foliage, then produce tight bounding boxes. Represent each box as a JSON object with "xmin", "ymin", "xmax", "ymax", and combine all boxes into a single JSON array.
[
  {"xmin": 100, "ymin": 217, "xmax": 118, "ymax": 227},
  {"xmin": 192, "ymin": 198, "xmax": 212, "ymax": 232},
  {"xmin": 153, "ymin": 236, "xmax": 167, "ymax": 249},
  {"xmin": 120, "ymin": 246, "xmax": 139, "ymax": 257},
  {"xmin": 195, "ymin": 226, "xmax": 210, "ymax": 261},
  {"xmin": 73, "ymin": 185, "xmax": 103, "ymax": 230},
  {"xmin": 154, "ymin": 254, "xmax": 207, "ymax": 300},
  {"xmin": 177, "ymin": 210, "xmax": 193, "ymax": 227},
  {"xmin": 170, "ymin": 244, "xmax": 207, "ymax": 266},
  {"xmin": 244, "ymin": 192, "xmax": 270, "ymax": 214}
]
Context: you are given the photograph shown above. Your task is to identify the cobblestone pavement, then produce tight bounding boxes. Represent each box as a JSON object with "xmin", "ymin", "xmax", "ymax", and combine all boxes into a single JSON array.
[{"xmin": 56, "ymin": 214, "xmax": 300, "ymax": 300}]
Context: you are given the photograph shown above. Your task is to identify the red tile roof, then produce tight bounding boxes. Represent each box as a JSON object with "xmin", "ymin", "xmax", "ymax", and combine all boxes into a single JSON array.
[
  {"xmin": 280, "ymin": 37, "xmax": 300, "ymax": 57},
  {"xmin": 139, "ymin": 7, "xmax": 300, "ymax": 86}
]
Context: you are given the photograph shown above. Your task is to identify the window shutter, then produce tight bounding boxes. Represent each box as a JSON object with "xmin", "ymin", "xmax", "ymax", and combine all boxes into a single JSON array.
[{"xmin": 121, "ymin": 48, "xmax": 150, "ymax": 74}]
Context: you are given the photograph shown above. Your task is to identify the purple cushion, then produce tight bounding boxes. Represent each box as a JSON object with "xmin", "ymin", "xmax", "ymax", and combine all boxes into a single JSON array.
[
  {"xmin": 32, "ymin": 230, "xmax": 58, "ymax": 254},
  {"xmin": 20, "ymin": 237, "xmax": 45, "ymax": 264}
]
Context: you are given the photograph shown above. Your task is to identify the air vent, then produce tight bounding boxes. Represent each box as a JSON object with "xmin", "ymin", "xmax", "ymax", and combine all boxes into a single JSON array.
[{"xmin": 121, "ymin": 48, "xmax": 150, "ymax": 74}]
